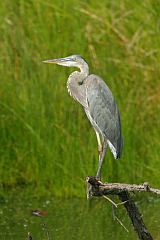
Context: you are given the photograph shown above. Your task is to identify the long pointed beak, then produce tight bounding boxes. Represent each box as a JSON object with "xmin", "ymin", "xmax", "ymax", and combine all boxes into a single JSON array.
[
  {"xmin": 42, "ymin": 57, "xmax": 73, "ymax": 64},
  {"xmin": 42, "ymin": 59, "xmax": 62, "ymax": 64}
]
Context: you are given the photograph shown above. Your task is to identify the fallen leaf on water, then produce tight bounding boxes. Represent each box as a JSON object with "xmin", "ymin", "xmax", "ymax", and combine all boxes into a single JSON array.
[{"xmin": 31, "ymin": 209, "xmax": 48, "ymax": 217}]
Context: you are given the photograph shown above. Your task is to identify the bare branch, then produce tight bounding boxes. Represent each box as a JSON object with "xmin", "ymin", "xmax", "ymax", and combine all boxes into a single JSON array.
[
  {"xmin": 86, "ymin": 177, "xmax": 157, "ymax": 240},
  {"xmin": 86, "ymin": 177, "xmax": 160, "ymax": 197}
]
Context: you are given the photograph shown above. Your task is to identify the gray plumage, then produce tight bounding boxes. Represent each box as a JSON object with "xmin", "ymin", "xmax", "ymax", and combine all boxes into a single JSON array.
[{"xmin": 43, "ymin": 54, "xmax": 123, "ymax": 178}]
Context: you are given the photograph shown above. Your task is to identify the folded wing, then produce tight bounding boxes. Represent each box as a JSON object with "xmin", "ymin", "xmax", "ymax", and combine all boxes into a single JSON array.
[{"xmin": 85, "ymin": 74, "xmax": 123, "ymax": 158}]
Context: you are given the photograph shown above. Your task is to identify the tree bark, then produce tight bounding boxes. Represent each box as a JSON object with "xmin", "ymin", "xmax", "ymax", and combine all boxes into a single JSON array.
[{"xmin": 86, "ymin": 177, "xmax": 158, "ymax": 240}]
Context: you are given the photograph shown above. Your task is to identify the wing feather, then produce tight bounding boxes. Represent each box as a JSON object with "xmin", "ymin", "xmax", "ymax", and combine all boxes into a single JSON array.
[{"xmin": 85, "ymin": 74, "xmax": 122, "ymax": 158}]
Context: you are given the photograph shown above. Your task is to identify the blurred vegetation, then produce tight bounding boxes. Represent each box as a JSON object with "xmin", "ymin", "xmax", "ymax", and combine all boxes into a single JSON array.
[{"xmin": 0, "ymin": 0, "xmax": 160, "ymax": 197}]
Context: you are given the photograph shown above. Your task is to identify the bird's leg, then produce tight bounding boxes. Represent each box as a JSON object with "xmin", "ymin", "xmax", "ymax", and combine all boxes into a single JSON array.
[
  {"xmin": 95, "ymin": 131, "xmax": 103, "ymax": 178},
  {"xmin": 95, "ymin": 131, "xmax": 103, "ymax": 154},
  {"xmin": 96, "ymin": 140, "xmax": 108, "ymax": 179},
  {"xmin": 95, "ymin": 132, "xmax": 107, "ymax": 179}
]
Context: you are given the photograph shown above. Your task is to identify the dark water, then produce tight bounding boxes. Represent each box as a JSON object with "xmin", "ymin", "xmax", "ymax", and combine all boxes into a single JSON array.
[{"xmin": 0, "ymin": 192, "xmax": 160, "ymax": 240}]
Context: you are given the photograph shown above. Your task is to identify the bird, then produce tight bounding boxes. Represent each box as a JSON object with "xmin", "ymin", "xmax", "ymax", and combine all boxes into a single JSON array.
[{"xmin": 43, "ymin": 55, "xmax": 123, "ymax": 178}]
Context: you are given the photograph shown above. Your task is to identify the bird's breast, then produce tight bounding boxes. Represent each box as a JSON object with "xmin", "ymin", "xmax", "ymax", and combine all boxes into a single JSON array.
[{"xmin": 66, "ymin": 79, "xmax": 88, "ymax": 108}]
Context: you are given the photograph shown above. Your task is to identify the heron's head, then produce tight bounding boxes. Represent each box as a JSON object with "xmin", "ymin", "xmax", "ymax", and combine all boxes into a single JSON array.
[{"xmin": 43, "ymin": 54, "xmax": 86, "ymax": 68}]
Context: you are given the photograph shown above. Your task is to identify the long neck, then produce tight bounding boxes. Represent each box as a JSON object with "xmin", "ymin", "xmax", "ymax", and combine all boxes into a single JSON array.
[
  {"xmin": 68, "ymin": 60, "xmax": 89, "ymax": 85},
  {"xmin": 67, "ymin": 63, "xmax": 89, "ymax": 107},
  {"xmin": 78, "ymin": 61, "xmax": 89, "ymax": 78}
]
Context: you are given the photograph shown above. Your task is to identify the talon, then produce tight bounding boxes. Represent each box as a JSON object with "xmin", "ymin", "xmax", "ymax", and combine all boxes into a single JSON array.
[{"xmin": 96, "ymin": 174, "xmax": 102, "ymax": 180}]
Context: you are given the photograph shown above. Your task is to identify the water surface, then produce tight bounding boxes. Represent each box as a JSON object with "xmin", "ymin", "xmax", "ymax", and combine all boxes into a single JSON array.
[{"xmin": 0, "ymin": 192, "xmax": 160, "ymax": 239}]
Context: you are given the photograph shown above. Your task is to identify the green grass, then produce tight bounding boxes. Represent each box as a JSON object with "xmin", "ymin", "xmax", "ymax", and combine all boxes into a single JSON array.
[{"xmin": 0, "ymin": 0, "xmax": 160, "ymax": 197}]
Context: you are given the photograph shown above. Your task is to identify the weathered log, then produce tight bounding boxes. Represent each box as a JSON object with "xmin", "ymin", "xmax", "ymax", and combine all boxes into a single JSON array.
[
  {"xmin": 86, "ymin": 177, "xmax": 160, "ymax": 197},
  {"xmin": 86, "ymin": 177, "xmax": 158, "ymax": 240}
]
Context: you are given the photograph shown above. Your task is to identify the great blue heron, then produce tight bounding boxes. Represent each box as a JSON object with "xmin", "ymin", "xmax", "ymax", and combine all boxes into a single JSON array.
[{"xmin": 43, "ymin": 55, "xmax": 123, "ymax": 178}]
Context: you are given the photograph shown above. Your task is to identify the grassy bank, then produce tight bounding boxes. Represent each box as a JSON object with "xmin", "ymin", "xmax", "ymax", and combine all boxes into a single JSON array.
[{"xmin": 0, "ymin": 0, "xmax": 160, "ymax": 197}]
